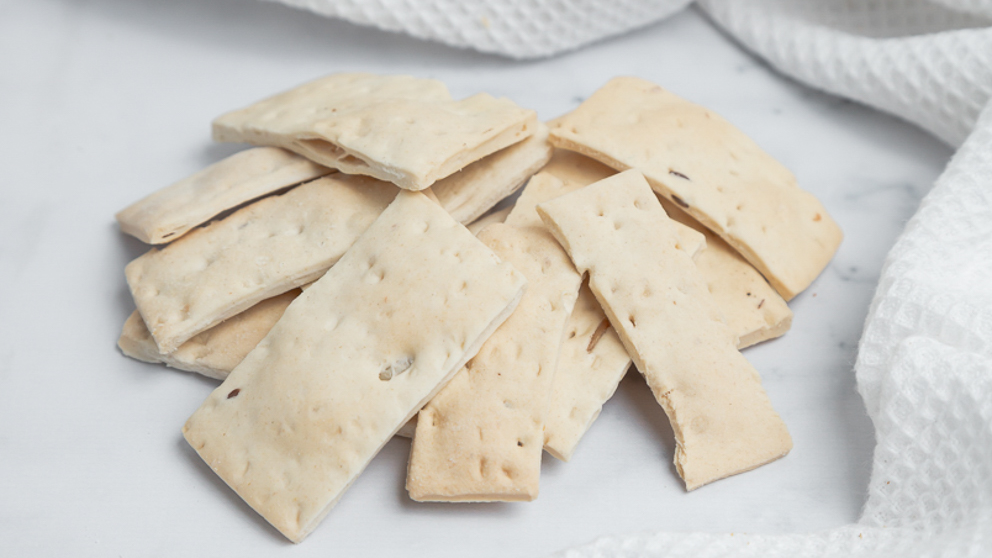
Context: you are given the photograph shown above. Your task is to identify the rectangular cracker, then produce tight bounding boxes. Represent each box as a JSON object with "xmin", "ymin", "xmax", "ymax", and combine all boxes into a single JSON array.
[
  {"xmin": 534, "ymin": 150, "xmax": 791, "ymax": 347},
  {"xmin": 538, "ymin": 153, "xmax": 788, "ymax": 459},
  {"xmin": 394, "ymin": 205, "xmax": 512, "ymax": 441},
  {"xmin": 531, "ymin": 150, "xmax": 790, "ymax": 459},
  {"xmin": 536, "ymin": 170, "xmax": 792, "ymax": 490},
  {"xmin": 543, "ymin": 280, "xmax": 632, "ymax": 461},
  {"xmin": 432, "ymin": 122, "xmax": 550, "ymax": 224},
  {"xmin": 125, "ymin": 175, "xmax": 397, "ymax": 353},
  {"xmin": 658, "ymin": 197, "xmax": 792, "ymax": 348},
  {"xmin": 183, "ymin": 191, "xmax": 527, "ymax": 542},
  {"xmin": 506, "ymin": 152, "xmax": 705, "ymax": 461},
  {"xmin": 548, "ymin": 76, "xmax": 842, "ymax": 300},
  {"xmin": 515, "ymin": 152, "xmax": 631, "ymax": 461},
  {"xmin": 407, "ymin": 223, "xmax": 581, "ymax": 501},
  {"xmin": 118, "ymin": 289, "xmax": 300, "ymax": 380},
  {"xmin": 115, "ymin": 147, "xmax": 331, "ymax": 244},
  {"xmin": 213, "ymin": 73, "xmax": 537, "ymax": 191},
  {"xmin": 506, "ymin": 168, "xmax": 706, "ymax": 255}
]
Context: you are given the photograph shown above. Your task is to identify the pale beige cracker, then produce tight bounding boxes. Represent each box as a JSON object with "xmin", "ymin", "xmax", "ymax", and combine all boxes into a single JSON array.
[
  {"xmin": 115, "ymin": 147, "xmax": 331, "ymax": 245},
  {"xmin": 466, "ymin": 206, "xmax": 512, "ymax": 236},
  {"xmin": 118, "ymin": 289, "xmax": 300, "ymax": 380},
  {"xmin": 658, "ymin": 197, "xmax": 792, "ymax": 348},
  {"xmin": 548, "ymin": 76, "xmax": 842, "ymax": 300},
  {"xmin": 527, "ymin": 151, "xmax": 788, "ymax": 460},
  {"xmin": 543, "ymin": 280, "xmax": 632, "ymax": 461},
  {"xmin": 213, "ymin": 73, "xmax": 537, "ymax": 191},
  {"xmin": 537, "ymin": 170, "xmax": 792, "ymax": 490},
  {"xmin": 432, "ymin": 122, "xmax": 550, "ymax": 224},
  {"xmin": 506, "ymin": 154, "xmax": 704, "ymax": 461},
  {"xmin": 396, "ymin": 204, "xmax": 510, "ymax": 442},
  {"xmin": 536, "ymin": 151, "xmax": 790, "ymax": 347},
  {"xmin": 126, "ymin": 175, "xmax": 397, "ymax": 353},
  {"xmin": 183, "ymin": 191, "xmax": 527, "ymax": 542},
  {"xmin": 506, "ymin": 168, "xmax": 705, "ymax": 255},
  {"xmin": 407, "ymin": 223, "xmax": 581, "ymax": 501}
]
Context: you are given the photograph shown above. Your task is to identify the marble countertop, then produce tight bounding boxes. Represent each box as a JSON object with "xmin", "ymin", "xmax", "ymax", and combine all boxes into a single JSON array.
[{"xmin": 0, "ymin": 1, "xmax": 953, "ymax": 556}]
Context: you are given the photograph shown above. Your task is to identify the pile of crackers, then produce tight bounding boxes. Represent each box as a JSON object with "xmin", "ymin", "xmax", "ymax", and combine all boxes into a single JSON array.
[{"xmin": 116, "ymin": 74, "xmax": 842, "ymax": 543}]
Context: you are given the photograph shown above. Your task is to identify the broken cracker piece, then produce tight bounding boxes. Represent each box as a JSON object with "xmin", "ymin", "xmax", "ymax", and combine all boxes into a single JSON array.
[{"xmin": 537, "ymin": 170, "xmax": 792, "ymax": 490}]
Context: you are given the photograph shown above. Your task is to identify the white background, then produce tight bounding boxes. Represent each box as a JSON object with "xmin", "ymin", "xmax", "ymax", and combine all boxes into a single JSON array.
[{"xmin": 0, "ymin": 1, "xmax": 953, "ymax": 556}]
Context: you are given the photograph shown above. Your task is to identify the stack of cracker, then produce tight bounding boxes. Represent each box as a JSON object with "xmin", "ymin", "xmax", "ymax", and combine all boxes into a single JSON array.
[{"xmin": 115, "ymin": 73, "xmax": 841, "ymax": 542}]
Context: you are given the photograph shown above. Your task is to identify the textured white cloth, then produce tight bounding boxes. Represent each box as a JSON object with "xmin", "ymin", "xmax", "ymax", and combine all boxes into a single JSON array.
[
  {"xmin": 263, "ymin": 0, "xmax": 693, "ymax": 58},
  {"xmin": 260, "ymin": 0, "xmax": 992, "ymax": 555}
]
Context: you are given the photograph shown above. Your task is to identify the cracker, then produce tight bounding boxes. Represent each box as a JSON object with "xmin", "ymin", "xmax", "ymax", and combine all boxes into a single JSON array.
[
  {"xmin": 126, "ymin": 175, "xmax": 397, "ymax": 353},
  {"xmin": 537, "ymin": 170, "xmax": 792, "ymax": 490},
  {"xmin": 506, "ymin": 169, "xmax": 706, "ymax": 257},
  {"xmin": 548, "ymin": 76, "xmax": 842, "ymax": 300},
  {"xmin": 543, "ymin": 280, "xmax": 631, "ymax": 461},
  {"xmin": 118, "ymin": 289, "xmax": 300, "ymax": 380},
  {"xmin": 659, "ymin": 197, "xmax": 792, "ymax": 348},
  {"xmin": 534, "ymin": 150, "xmax": 791, "ymax": 347},
  {"xmin": 213, "ymin": 73, "xmax": 537, "ymax": 191},
  {"xmin": 115, "ymin": 147, "xmax": 330, "ymax": 245},
  {"xmin": 183, "ymin": 191, "xmax": 527, "ymax": 542},
  {"xmin": 396, "ymin": 184, "xmax": 507, "ymax": 442},
  {"xmin": 407, "ymin": 223, "xmax": 581, "ymax": 501},
  {"xmin": 432, "ymin": 122, "xmax": 551, "ymax": 224},
  {"xmin": 505, "ymin": 152, "xmax": 703, "ymax": 462}
]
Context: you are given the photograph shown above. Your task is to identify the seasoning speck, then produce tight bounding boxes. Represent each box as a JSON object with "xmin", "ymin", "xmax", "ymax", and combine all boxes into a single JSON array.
[{"xmin": 227, "ymin": 388, "xmax": 240, "ymax": 399}]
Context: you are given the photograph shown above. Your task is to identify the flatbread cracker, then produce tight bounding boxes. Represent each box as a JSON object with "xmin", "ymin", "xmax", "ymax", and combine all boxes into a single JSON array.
[
  {"xmin": 126, "ymin": 175, "xmax": 397, "ymax": 353},
  {"xmin": 115, "ymin": 147, "xmax": 330, "ymax": 244},
  {"xmin": 407, "ymin": 223, "xmax": 581, "ymax": 501},
  {"xmin": 534, "ymin": 150, "xmax": 792, "ymax": 347},
  {"xmin": 397, "ymin": 207, "xmax": 510, "ymax": 442},
  {"xmin": 505, "ymin": 154, "xmax": 704, "ymax": 462},
  {"xmin": 543, "ymin": 280, "xmax": 631, "ymax": 461},
  {"xmin": 548, "ymin": 76, "xmax": 842, "ymax": 300},
  {"xmin": 214, "ymin": 73, "xmax": 537, "ymax": 191},
  {"xmin": 537, "ymin": 170, "xmax": 792, "ymax": 490},
  {"xmin": 507, "ymin": 170, "xmax": 705, "ymax": 256},
  {"xmin": 659, "ymin": 197, "xmax": 792, "ymax": 348},
  {"xmin": 118, "ymin": 289, "xmax": 300, "ymax": 380},
  {"xmin": 183, "ymin": 191, "xmax": 527, "ymax": 542},
  {"xmin": 432, "ymin": 122, "xmax": 551, "ymax": 224}
]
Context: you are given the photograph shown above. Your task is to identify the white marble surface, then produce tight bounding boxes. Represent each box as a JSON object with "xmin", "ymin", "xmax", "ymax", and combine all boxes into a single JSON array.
[{"xmin": 0, "ymin": 1, "xmax": 953, "ymax": 556}]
